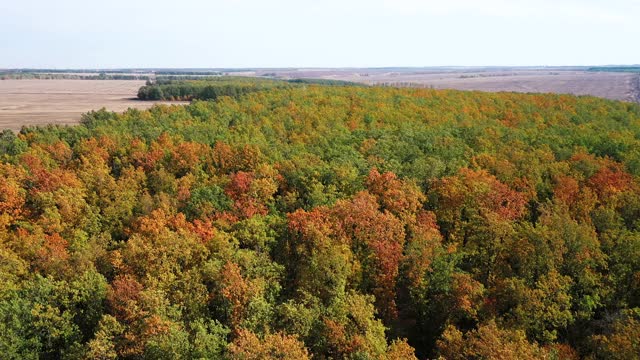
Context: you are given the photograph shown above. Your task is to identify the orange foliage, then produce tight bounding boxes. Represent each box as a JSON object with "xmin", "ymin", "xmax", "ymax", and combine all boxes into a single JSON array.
[
  {"xmin": 450, "ymin": 273, "xmax": 484, "ymax": 319},
  {"xmin": 288, "ymin": 206, "xmax": 332, "ymax": 238},
  {"xmin": 108, "ymin": 274, "xmax": 144, "ymax": 323},
  {"xmin": 437, "ymin": 321, "xmax": 550, "ymax": 360},
  {"xmin": 213, "ymin": 141, "xmax": 234, "ymax": 172},
  {"xmin": 323, "ymin": 318, "xmax": 351, "ymax": 354},
  {"xmin": 433, "ymin": 168, "xmax": 529, "ymax": 222},
  {"xmin": 225, "ymin": 170, "xmax": 277, "ymax": 219},
  {"xmin": 288, "ymin": 188, "xmax": 415, "ymax": 321},
  {"xmin": 36, "ymin": 233, "xmax": 70, "ymax": 274},
  {"xmin": 20, "ymin": 153, "xmax": 81, "ymax": 193},
  {"xmin": 333, "ymin": 192, "xmax": 406, "ymax": 321},
  {"xmin": 130, "ymin": 138, "xmax": 162, "ymax": 171},
  {"xmin": 190, "ymin": 219, "xmax": 219, "ymax": 243},
  {"xmin": 554, "ymin": 176, "xmax": 581, "ymax": 207},
  {"xmin": 587, "ymin": 163, "xmax": 633, "ymax": 200},
  {"xmin": 226, "ymin": 171, "xmax": 265, "ymax": 218},
  {"xmin": 213, "ymin": 142, "xmax": 262, "ymax": 173},
  {"xmin": 387, "ymin": 339, "xmax": 419, "ymax": 360},
  {"xmin": 220, "ymin": 262, "xmax": 259, "ymax": 333},
  {"xmin": 168, "ymin": 141, "xmax": 207, "ymax": 174},
  {"xmin": 365, "ymin": 168, "xmax": 425, "ymax": 220},
  {"xmin": 142, "ymin": 314, "xmax": 171, "ymax": 338},
  {"xmin": 0, "ymin": 176, "xmax": 25, "ymax": 221},
  {"xmin": 75, "ymin": 137, "xmax": 115, "ymax": 162},
  {"xmin": 404, "ymin": 211, "xmax": 443, "ymax": 287},
  {"xmin": 228, "ymin": 329, "xmax": 310, "ymax": 360},
  {"xmin": 44, "ymin": 141, "xmax": 73, "ymax": 163},
  {"xmin": 134, "ymin": 208, "xmax": 170, "ymax": 236}
]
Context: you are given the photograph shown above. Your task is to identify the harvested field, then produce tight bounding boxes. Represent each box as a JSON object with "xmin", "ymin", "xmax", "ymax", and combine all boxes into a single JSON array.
[
  {"xmin": 249, "ymin": 68, "xmax": 640, "ymax": 103},
  {"xmin": 0, "ymin": 80, "xmax": 186, "ymax": 131},
  {"xmin": 367, "ymin": 71, "xmax": 637, "ymax": 102}
]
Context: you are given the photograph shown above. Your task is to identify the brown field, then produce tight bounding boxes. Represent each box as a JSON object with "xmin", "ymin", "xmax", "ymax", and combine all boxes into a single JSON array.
[
  {"xmin": 248, "ymin": 68, "xmax": 640, "ymax": 103},
  {"xmin": 0, "ymin": 80, "xmax": 185, "ymax": 132},
  {"xmin": 366, "ymin": 71, "xmax": 639, "ymax": 102}
]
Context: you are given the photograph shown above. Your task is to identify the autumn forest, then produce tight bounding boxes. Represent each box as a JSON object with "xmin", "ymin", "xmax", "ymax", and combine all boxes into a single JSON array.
[{"xmin": 1, "ymin": 79, "xmax": 640, "ymax": 359}]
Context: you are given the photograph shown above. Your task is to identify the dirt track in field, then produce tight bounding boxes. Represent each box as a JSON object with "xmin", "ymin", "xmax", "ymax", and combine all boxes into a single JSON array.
[{"xmin": 0, "ymin": 80, "xmax": 185, "ymax": 132}]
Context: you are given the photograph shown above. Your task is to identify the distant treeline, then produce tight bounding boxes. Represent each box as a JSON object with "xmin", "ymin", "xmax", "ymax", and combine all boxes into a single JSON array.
[
  {"xmin": 375, "ymin": 81, "xmax": 435, "ymax": 88},
  {"xmin": 0, "ymin": 69, "xmax": 224, "ymax": 81},
  {"xmin": 0, "ymin": 72, "xmax": 152, "ymax": 80},
  {"xmin": 155, "ymin": 71, "xmax": 223, "ymax": 76},
  {"xmin": 285, "ymin": 78, "xmax": 365, "ymax": 86},
  {"xmin": 4, "ymin": 69, "xmax": 220, "ymax": 74},
  {"xmin": 154, "ymin": 75, "xmax": 226, "ymax": 81},
  {"xmin": 137, "ymin": 77, "xmax": 363, "ymax": 101},
  {"xmin": 137, "ymin": 77, "xmax": 290, "ymax": 101},
  {"xmin": 588, "ymin": 66, "xmax": 640, "ymax": 73},
  {"xmin": 6, "ymin": 69, "xmax": 145, "ymax": 74}
]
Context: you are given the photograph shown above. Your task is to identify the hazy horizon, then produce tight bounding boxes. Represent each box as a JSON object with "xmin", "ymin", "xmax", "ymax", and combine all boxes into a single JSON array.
[
  {"xmin": 2, "ymin": 65, "xmax": 640, "ymax": 71},
  {"xmin": 2, "ymin": 0, "xmax": 639, "ymax": 69}
]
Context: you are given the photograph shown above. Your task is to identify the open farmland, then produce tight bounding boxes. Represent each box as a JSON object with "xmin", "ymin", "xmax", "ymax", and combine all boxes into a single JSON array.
[
  {"xmin": 0, "ymin": 80, "xmax": 185, "ymax": 131},
  {"xmin": 247, "ymin": 68, "xmax": 640, "ymax": 103}
]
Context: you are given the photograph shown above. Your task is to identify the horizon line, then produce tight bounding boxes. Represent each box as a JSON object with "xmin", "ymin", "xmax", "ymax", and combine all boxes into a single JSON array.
[{"xmin": 2, "ymin": 65, "xmax": 640, "ymax": 71}]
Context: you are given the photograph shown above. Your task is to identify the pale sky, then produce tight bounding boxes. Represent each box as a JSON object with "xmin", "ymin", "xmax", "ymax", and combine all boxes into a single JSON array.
[{"xmin": 1, "ymin": 0, "xmax": 639, "ymax": 68}]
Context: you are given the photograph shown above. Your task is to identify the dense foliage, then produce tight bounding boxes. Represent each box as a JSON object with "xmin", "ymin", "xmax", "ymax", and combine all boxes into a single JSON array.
[
  {"xmin": 136, "ymin": 77, "xmax": 362, "ymax": 101},
  {"xmin": 2, "ymin": 81, "xmax": 640, "ymax": 359},
  {"xmin": 136, "ymin": 77, "xmax": 289, "ymax": 101}
]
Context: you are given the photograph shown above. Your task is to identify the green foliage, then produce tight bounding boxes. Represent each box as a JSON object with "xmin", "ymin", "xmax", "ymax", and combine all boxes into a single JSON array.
[
  {"xmin": 183, "ymin": 184, "xmax": 231, "ymax": 219},
  {"xmin": 137, "ymin": 76, "xmax": 290, "ymax": 101},
  {"xmin": 0, "ymin": 129, "xmax": 28, "ymax": 157},
  {"xmin": 2, "ymin": 80, "xmax": 640, "ymax": 358},
  {"xmin": 189, "ymin": 319, "xmax": 230, "ymax": 359}
]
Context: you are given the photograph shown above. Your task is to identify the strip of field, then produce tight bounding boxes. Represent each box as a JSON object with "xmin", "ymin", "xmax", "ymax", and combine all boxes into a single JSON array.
[
  {"xmin": 0, "ymin": 80, "xmax": 185, "ymax": 131},
  {"xmin": 246, "ymin": 68, "xmax": 640, "ymax": 103},
  {"xmin": 367, "ymin": 71, "xmax": 637, "ymax": 102}
]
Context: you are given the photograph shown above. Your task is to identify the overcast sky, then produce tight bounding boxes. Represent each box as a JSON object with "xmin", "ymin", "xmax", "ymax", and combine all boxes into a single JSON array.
[{"xmin": 1, "ymin": 0, "xmax": 639, "ymax": 68}]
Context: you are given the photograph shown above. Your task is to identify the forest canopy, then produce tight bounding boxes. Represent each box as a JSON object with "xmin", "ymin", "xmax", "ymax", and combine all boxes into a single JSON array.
[{"xmin": 2, "ymin": 79, "xmax": 640, "ymax": 359}]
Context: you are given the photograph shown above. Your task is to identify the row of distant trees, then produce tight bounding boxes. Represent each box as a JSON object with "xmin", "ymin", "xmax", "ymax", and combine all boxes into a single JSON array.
[
  {"xmin": 137, "ymin": 79, "xmax": 287, "ymax": 101},
  {"xmin": 137, "ymin": 77, "xmax": 363, "ymax": 101},
  {"xmin": 0, "ymin": 72, "xmax": 152, "ymax": 80},
  {"xmin": 588, "ymin": 66, "xmax": 640, "ymax": 73}
]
